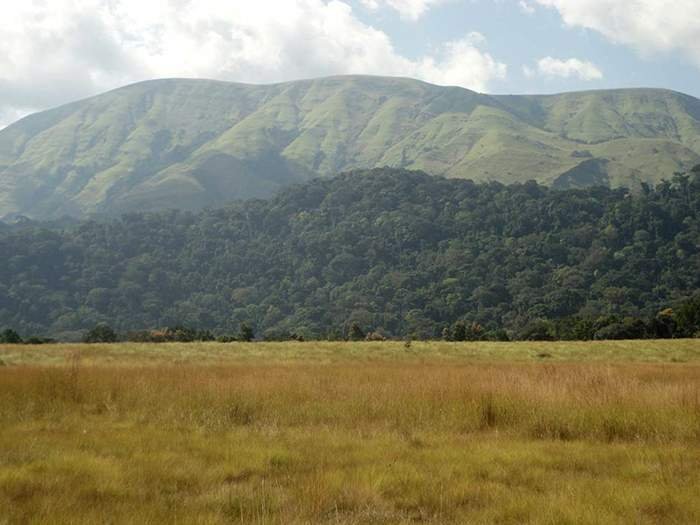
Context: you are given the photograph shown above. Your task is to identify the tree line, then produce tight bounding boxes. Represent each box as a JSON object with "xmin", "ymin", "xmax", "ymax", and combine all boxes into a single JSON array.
[{"xmin": 1, "ymin": 167, "xmax": 700, "ymax": 342}]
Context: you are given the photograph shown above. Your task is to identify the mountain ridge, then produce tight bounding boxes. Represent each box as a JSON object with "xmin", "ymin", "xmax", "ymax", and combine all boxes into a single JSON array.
[{"xmin": 2, "ymin": 75, "xmax": 700, "ymax": 219}]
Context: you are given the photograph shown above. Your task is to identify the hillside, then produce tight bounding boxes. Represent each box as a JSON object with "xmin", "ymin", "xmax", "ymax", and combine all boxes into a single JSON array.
[
  {"xmin": 1, "ymin": 76, "xmax": 700, "ymax": 219},
  {"xmin": 1, "ymin": 168, "xmax": 699, "ymax": 340}
]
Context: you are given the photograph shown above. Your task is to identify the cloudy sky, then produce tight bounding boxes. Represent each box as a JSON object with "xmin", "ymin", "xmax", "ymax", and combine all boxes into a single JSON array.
[{"xmin": 1, "ymin": 0, "xmax": 699, "ymax": 127}]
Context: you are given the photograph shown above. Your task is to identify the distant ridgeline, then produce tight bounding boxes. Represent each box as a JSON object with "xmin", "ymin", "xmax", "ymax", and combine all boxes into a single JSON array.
[
  {"xmin": 1, "ymin": 167, "xmax": 700, "ymax": 341},
  {"xmin": 2, "ymin": 76, "xmax": 700, "ymax": 220}
]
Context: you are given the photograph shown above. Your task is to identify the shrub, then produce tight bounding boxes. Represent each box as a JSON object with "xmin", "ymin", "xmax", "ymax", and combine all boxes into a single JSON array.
[
  {"xmin": 0, "ymin": 329, "xmax": 23, "ymax": 344},
  {"xmin": 348, "ymin": 322, "xmax": 365, "ymax": 341},
  {"xmin": 486, "ymin": 329, "xmax": 510, "ymax": 341},
  {"xmin": 23, "ymin": 336, "xmax": 55, "ymax": 345},
  {"xmin": 83, "ymin": 324, "xmax": 118, "ymax": 343},
  {"xmin": 519, "ymin": 320, "xmax": 555, "ymax": 341},
  {"xmin": 465, "ymin": 322, "xmax": 485, "ymax": 341},
  {"xmin": 126, "ymin": 330, "xmax": 160, "ymax": 343},
  {"xmin": 365, "ymin": 331, "xmax": 386, "ymax": 341},
  {"xmin": 452, "ymin": 321, "xmax": 467, "ymax": 342},
  {"xmin": 674, "ymin": 295, "xmax": 700, "ymax": 337},
  {"xmin": 165, "ymin": 325, "xmax": 197, "ymax": 342},
  {"xmin": 594, "ymin": 323, "xmax": 630, "ymax": 340},
  {"xmin": 239, "ymin": 323, "xmax": 254, "ymax": 342},
  {"xmin": 441, "ymin": 326, "xmax": 452, "ymax": 341}
]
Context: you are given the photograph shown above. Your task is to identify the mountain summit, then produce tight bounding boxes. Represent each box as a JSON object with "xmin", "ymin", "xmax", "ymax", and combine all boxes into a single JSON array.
[{"xmin": 2, "ymin": 75, "xmax": 699, "ymax": 219}]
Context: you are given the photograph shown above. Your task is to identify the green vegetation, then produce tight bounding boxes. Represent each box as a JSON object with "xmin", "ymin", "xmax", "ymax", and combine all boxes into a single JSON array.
[
  {"xmin": 3, "ymin": 74, "xmax": 699, "ymax": 524},
  {"xmin": 2, "ymin": 339, "xmax": 700, "ymax": 367},
  {"xmin": 1, "ymin": 341, "xmax": 699, "ymax": 523},
  {"xmin": 83, "ymin": 323, "xmax": 118, "ymax": 343},
  {"xmin": 2, "ymin": 76, "xmax": 700, "ymax": 219},
  {"xmin": 0, "ymin": 328, "xmax": 22, "ymax": 344},
  {"xmin": 2, "ymin": 168, "xmax": 699, "ymax": 340},
  {"xmin": 0, "ymin": 328, "xmax": 54, "ymax": 345}
]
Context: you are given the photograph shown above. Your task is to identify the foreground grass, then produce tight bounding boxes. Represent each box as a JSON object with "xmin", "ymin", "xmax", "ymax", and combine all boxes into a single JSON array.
[{"xmin": 1, "ymin": 341, "xmax": 700, "ymax": 523}]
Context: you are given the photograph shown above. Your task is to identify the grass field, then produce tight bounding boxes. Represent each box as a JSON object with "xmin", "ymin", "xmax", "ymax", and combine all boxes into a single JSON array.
[{"xmin": 1, "ymin": 340, "xmax": 699, "ymax": 524}]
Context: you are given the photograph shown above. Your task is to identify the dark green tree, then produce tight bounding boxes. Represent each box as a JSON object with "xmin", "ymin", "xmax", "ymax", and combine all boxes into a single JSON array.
[
  {"xmin": 0, "ymin": 329, "xmax": 22, "ymax": 344},
  {"xmin": 239, "ymin": 322, "xmax": 254, "ymax": 342},
  {"xmin": 648, "ymin": 309, "xmax": 677, "ymax": 339},
  {"xmin": 441, "ymin": 326, "xmax": 452, "ymax": 341},
  {"xmin": 166, "ymin": 326, "xmax": 197, "ymax": 342},
  {"xmin": 465, "ymin": 322, "xmax": 485, "ymax": 341},
  {"xmin": 520, "ymin": 320, "xmax": 555, "ymax": 341},
  {"xmin": 83, "ymin": 324, "xmax": 118, "ymax": 343},
  {"xmin": 348, "ymin": 322, "xmax": 365, "ymax": 341},
  {"xmin": 675, "ymin": 295, "xmax": 700, "ymax": 337},
  {"xmin": 452, "ymin": 321, "xmax": 467, "ymax": 342}
]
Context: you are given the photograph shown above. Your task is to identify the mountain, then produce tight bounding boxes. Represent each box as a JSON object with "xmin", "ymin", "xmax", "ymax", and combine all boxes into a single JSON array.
[
  {"xmin": 1, "ymin": 75, "xmax": 700, "ymax": 219},
  {"xmin": 1, "ymin": 168, "xmax": 699, "ymax": 340}
]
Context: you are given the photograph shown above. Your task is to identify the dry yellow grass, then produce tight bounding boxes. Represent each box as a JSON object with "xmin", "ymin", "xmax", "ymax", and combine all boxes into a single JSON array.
[
  {"xmin": 2, "ymin": 338, "xmax": 700, "ymax": 367},
  {"xmin": 1, "ymin": 341, "xmax": 699, "ymax": 523}
]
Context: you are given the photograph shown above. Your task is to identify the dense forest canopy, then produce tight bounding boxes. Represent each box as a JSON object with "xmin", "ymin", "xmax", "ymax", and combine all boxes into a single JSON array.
[{"xmin": 1, "ymin": 168, "xmax": 699, "ymax": 341}]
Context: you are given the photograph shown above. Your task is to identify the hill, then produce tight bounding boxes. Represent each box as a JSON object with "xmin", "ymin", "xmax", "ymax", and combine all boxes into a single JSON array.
[
  {"xmin": 1, "ymin": 76, "xmax": 700, "ymax": 219},
  {"xmin": 1, "ymin": 168, "xmax": 699, "ymax": 340}
]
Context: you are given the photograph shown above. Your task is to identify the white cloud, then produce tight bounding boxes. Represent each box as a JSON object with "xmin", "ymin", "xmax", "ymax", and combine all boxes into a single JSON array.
[
  {"xmin": 0, "ymin": 0, "xmax": 505, "ymax": 127},
  {"xmin": 518, "ymin": 1, "xmax": 536, "ymax": 15},
  {"xmin": 360, "ymin": 0, "xmax": 449, "ymax": 20},
  {"xmin": 416, "ymin": 36, "xmax": 507, "ymax": 89},
  {"xmin": 534, "ymin": 0, "xmax": 700, "ymax": 65},
  {"xmin": 533, "ymin": 57, "xmax": 603, "ymax": 81}
]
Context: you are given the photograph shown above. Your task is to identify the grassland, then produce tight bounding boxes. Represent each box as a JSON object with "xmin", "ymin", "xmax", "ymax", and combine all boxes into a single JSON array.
[{"xmin": 1, "ymin": 340, "xmax": 700, "ymax": 524}]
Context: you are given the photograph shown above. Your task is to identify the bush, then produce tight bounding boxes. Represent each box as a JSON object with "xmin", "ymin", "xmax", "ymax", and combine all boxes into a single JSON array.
[
  {"xmin": 83, "ymin": 324, "xmax": 118, "ymax": 343},
  {"xmin": 594, "ymin": 323, "xmax": 631, "ymax": 340},
  {"xmin": 452, "ymin": 321, "xmax": 467, "ymax": 342},
  {"xmin": 0, "ymin": 329, "xmax": 22, "ymax": 344},
  {"xmin": 164, "ymin": 326, "xmax": 197, "ymax": 342},
  {"xmin": 465, "ymin": 322, "xmax": 485, "ymax": 341},
  {"xmin": 648, "ymin": 311, "xmax": 676, "ymax": 339},
  {"xmin": 239, "ymin": 323, "xmax": 254, "ymax": 342},
  {"xmin": 126, "ymin": 327, "xmax": 216, "ymax": 343},
  {"xmin": 23, "ymin": 336, "xmax": 55, "ymax": 345},
  {"xmin": 519, "ymin": 320, "xmax": 555, "ymax": 341},
  {"xmin": 365, "ymin": 331, "xmax": 386, "ymax": 341},
  {"xmin": 555, "ymin": 317, "xmax": 596, "ymax": 340},
  {"xmin": 348, "ymin": 322, "xmax": 365, "ymax": 341},
  {"xmin": 262, "ymin": 329, "xmax": 291, "ymax": 341},
  {"xmin": 126, "ymin": 330, "xmax": 160, "ymax": 343},
  {"xmin": 485, "ymin": 329, "xmax": 510, "ymax": 342},
  {"xmin": 674, "ymin": 295, "xmax": 700, "ymax": 337}
]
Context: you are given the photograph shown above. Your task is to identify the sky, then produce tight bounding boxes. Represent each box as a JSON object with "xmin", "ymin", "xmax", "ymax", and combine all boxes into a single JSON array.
[{"xmin": 1, "ymin": 0, "xmax": 700, "ymax": 127}]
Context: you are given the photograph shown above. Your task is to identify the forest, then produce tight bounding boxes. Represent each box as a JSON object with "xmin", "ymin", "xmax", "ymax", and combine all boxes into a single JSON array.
[{"xmin": 1, "ymin": 167, "xmax": 700, "ymax": 341}]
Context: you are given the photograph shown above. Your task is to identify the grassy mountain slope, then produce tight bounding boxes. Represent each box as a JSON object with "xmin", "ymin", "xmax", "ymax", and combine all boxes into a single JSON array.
[{"xmin": 1, "ymin": 76, "xmax": 700, "ymax": 219}]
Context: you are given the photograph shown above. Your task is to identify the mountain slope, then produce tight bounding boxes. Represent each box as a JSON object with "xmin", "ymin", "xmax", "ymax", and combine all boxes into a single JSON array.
[{"xmin": 1, "ymin": 76, "xmax": 700, "ymax": 219}]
